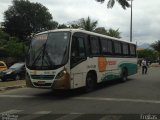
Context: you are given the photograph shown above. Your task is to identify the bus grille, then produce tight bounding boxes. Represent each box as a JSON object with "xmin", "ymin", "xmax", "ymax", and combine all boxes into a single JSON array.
[
  {"xmin": 31, "ymin": 75, "xmax": 54, "ymax": 80},
  {"xmin": 33, "ymin": 82, "xmax": 52, "ymax": 87}
]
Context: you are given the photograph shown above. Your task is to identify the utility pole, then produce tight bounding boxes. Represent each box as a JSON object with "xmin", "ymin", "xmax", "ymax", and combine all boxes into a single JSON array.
[{"xmin": 130, "ymin": 0, "xmax": 133, "ymax": 42}]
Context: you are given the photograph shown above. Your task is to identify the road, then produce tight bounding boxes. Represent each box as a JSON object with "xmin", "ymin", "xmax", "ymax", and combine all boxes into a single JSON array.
[{"xmin": 0, "ymin": 67, "xmax": 160, "ymax": 120}]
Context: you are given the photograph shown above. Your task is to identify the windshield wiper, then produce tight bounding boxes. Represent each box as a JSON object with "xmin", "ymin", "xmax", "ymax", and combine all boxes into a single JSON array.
[
  {"xmin": 41, "ymin": 44, "xmax": 55, "ymax": 67},
  {"xmin": 44, "ymin": 50, "xmax": 55, "ymax": 67},
  {"xmin": 31, "ymin": 43, "xmax": 55, "ymax": 68},
  {"xmin": 31, "ymin": 44, "xmax": 45, "ymax": 67}
]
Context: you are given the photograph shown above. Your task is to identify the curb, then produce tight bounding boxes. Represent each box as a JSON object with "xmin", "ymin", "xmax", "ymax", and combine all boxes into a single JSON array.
[{"xmin": 0, "ymin": 84, "xmax": 26, "ymax": 92}]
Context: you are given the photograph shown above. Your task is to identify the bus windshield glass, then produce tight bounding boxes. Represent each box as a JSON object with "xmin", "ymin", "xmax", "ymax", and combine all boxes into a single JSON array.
[{"xmin": 26, "ymin": 32, "xmax": 70, "ymax": 69}]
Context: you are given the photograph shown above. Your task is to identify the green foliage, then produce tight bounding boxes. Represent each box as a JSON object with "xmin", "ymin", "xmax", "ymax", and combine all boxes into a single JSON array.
[
  {"xmin": 58, "ymin": 24, "xmax": 69, "ymax": 29},
  {"xmin": 94, "ymin": 27, "xmax": 121, "ymax": 38},
  {"xmin": 0, "ymin": 29, "xmax": 27, "ymax": 60},
  {"xmin": 151, "ymin": 40, "xmax": 160, "ymax": 56},
  {"xmin": 3, "ymin": 0, "xmax": 57, "ymax": 41},
  {"xmin": 94, "ymin": 27, "xmax": 107, "ymax": 35},
  {"xmin": 0, "ymin": 29, "xmax": 10, "ymax": 47},
  {"xmin": 69, "ymin": 16, "xmax": 98, "ymax": 31},
  {"xmin": 79, "ymin": 17, "xmax": 98, "ymax": 31},
  {"xmin": 137, "ymin": 49, "xmax": 157, "ymax": 61},
  {"xmin": 96, "ymin": 0, "xmax": 130, "ymax": 9},
  {"xmin": 4, "ymin": 39, "xmax": 27, "ymax": 60},
  {"xmin": 106, "ymin": 28, "xmax": 121, "ymax": 38}
]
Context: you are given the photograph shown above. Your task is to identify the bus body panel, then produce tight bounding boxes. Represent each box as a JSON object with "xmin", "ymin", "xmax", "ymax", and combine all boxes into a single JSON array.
[{"xmin": 70, "ymin": 57, "xmax": 137, "ymax": 87}]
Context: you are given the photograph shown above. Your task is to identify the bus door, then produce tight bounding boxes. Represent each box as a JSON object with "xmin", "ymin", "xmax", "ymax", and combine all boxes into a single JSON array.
[{"xmin": 70, "ymin": 36, "xmax": 87, "ymax": 88}]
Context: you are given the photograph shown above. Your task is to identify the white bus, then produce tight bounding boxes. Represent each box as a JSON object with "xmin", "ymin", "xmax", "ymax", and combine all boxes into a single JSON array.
[{"xmin": 25, "ymin": 29, "xmax": 137, "ymax": 91}]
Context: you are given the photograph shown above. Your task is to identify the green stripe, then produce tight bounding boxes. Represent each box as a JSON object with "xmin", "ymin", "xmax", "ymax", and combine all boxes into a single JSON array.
[
  {"xmin": 101, "ymin": 72, "xmax": 120, "ymax": 81},
  {"xmin": 101, "ymin": 62, "xmax": 137, "ymax": 81},
  {"xmin": 31, "ymin": 75, "xmax": 54, "ymax": 80},
  {"xmin": 118, "ymin": 62, "xmax": 137, "ymax": 75}
]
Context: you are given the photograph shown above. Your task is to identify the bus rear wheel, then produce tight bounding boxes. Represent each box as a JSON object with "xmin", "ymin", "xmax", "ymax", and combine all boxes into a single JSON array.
[
  {"xmin": 85, "ymin": 73, "xmax": 96, "ymax": 92},
  {"xmin": 121, "ymin": 68, "xmax": 128, "ymax": 82}
]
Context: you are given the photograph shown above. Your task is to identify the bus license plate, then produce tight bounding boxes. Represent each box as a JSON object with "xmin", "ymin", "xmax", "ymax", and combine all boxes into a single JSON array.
[{"xmin": 37, "ymin": 81, "xmax": 45, "ymax": 85}]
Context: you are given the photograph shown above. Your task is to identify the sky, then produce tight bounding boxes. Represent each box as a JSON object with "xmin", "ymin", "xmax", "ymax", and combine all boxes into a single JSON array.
[{"xmin": 0, "ymin": 0, "xmax": 160, "ymax": 45}]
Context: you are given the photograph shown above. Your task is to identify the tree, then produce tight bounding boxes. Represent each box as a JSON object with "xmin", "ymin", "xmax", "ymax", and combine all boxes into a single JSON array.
[
  {"xmin": 3, "ymin": 0, "xmax": 58, "ymax": 41},
  {"xmin": 137, "ymin": 49, "xmax": 157, "ymax": 61},
  {"xmin": 94, "ymin": 27, "xmax": 107, "ymax": 35},
  {"xmin": 0, "ymin": 29, "xmax": 10, "ymax": 47},
  {"xmin": 0, "ymin": 29, "xmax": 9, "ymax": 57},
  {"xmin": 79, "ymin": 17, "xmax": 98, "ymax": 31},
  {"xmin": 57, "ymin": 24, "xmax": 69, "ymax": 29},
  {"xmin": 96, "ymin": 0, "xmax": 130, "ymax": 9},
  {"xmin": 70, "ymin": 16, "xmax": 98, "ymax": 31},
  {"xmin": 106, "ymin": 28, "xmax": 121, "ymax": 38},
  {"xmin": 151, "ymin": 40, "xmax": 160, "ymax": 64},
  {"xmin": 0, "ymin": 29, "xmax": 27, "ymax": 60},
  {"xmin": 94, "ymin": 27, "xmax": 121, "ymax": 38},
  {"xmin": 4, "ymin": 38, "xmax": 27, "ymax": 60}
]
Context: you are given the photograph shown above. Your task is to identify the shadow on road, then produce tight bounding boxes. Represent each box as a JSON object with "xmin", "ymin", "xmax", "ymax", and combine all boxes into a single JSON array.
[{"xmin": 32, "ymin": 78, "xmax": 134, "ymax": 100}]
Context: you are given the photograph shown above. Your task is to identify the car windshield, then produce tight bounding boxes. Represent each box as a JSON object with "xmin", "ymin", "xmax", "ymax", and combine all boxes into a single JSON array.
[
  {"xmin": 26, "ymin": 31, "xmax": 70, "ymax": 70},
  {"xmin": 10, "ymin": 63, "xmax": 24, "ymax": 70}
]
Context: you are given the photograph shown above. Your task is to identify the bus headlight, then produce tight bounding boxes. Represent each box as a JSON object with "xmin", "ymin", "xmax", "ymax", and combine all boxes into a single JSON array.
[
  {"xmin": 53, "ymin": 68, "xmax": 70, "ymax": 89},
  {"xmin": 55, "ymin": 69, "xmax": 67, "ymax": 79}
]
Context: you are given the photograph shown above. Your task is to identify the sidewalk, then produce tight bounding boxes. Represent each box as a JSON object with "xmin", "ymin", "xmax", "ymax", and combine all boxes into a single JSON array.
[
  {"xmin": 0, "ymin": 80, "xmax": 26, "ymax": 92},
  {"xmin": 150, "ymin": 63, "xmax": 160, "ymax": 67},
  {"xmin": 138, "ymin": 63, "xmax": 160, "ymax": 69}
]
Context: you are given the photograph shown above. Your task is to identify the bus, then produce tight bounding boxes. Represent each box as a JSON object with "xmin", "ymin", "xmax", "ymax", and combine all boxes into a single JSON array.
[{"xmin": 25, "ymin": 29, "xmax": 137, "ymax": 91}]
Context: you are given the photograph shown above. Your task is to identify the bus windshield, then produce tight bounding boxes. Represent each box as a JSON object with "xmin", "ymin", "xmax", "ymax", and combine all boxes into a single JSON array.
[{"xmin": 26, "ymin": 32, "xmax": 70, "ymax": 69}]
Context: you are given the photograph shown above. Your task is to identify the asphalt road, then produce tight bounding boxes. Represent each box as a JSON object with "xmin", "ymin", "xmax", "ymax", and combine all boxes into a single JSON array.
[{"xmin": 0, "ymin": 67, "xmax": 160, "ymax": 120}]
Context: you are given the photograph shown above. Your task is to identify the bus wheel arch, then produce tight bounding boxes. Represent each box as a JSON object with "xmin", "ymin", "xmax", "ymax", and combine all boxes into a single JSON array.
[
  {"xmin": 85, "ymin": 70, "xmax": 97, "ymax": 92},
  {"xmin": 121, "ymin": 67, "xmax": 128, "ymax": 82}
]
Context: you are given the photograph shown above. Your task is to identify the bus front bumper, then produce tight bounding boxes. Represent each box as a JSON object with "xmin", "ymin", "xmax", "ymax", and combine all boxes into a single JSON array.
[{"xmin": 26, "ymin": 73, "xmax": 71, "ymax": 90}]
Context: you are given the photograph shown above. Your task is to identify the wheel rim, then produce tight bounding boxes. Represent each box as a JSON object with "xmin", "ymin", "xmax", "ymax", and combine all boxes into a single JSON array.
[{"xmin": 122, "ymin": 69, "xmax": 127, "ymax": 81}]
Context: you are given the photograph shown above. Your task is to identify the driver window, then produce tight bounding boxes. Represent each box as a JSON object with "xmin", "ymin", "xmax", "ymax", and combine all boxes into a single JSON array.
[
  {"xmin": 71, "ymin": 36, "xmax": 86, "ymax": 65},
  {"xmin": 71, "ymin": 37, "xmax": 85, "ymax": 58}
]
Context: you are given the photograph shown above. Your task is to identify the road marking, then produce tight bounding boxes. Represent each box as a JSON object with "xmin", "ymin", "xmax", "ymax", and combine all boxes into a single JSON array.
[
  {"xmin": 0, "ymin": 94, "xmax": 34, "ymax": 98},
  {"xmin": 99, "ymin": 115, "xmax": 122, "ymax": 120},
  {"xmin": 74, "ymin": 97, "xmax": 160, "ymax": 104},
  {"xmin": 0, "ymin": 109, "xmax": 23, "ymax": 114},
  {"xmin": 55, "ymin": 113, "xmax": 82, "ymax": 120},
  {"xmin": 1, "ymin": 94, "xmax": 160, "ymax": 105},
  {"xmin": 20, "ymin": 111, "xmax": 52, "ymax": 120},
  {"xmin": 35, "ymin": 111, "xmax": 51, "ymax": 114}
]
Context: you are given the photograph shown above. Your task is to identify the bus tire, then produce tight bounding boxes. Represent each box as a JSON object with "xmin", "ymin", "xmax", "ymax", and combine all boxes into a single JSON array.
[
  {"xmin": 85, "ymin": 72, "xmax": 97, "ymax": 92},
  {"xmin": 121, "ymin": 68, "xmax": 128, "ymax": 82},
  {"xmin": 15, "ymin": 75, "xmax": 20, "ymax": 80}
]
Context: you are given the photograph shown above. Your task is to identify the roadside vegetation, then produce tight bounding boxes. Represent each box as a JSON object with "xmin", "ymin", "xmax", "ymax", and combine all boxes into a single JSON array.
[
  {"xmin": 0, "ymin": 0, "xmax": 122, "ymax": 66},
  {"xmin": 0, "ymin": 0, "xmax": 159, "ymax": 66}
]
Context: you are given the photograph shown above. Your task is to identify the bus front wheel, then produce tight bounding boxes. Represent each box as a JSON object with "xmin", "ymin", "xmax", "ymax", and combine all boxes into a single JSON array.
[{"xmin": 85, "ymin": 73, "xmax": 97, "ymax": 92}]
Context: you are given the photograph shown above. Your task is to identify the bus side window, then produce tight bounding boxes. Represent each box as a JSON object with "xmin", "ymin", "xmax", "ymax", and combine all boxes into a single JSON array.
[
  {"xmin": 71, "ymin": 37, "xmax": 86, "ymax": 66},
  {"xmin": 129, "ymin": 44, "xmax": 136, "ymax": 56},
  {"xmin": 122, "ymin": 43, "xmax": 129, "ymax": 56},
  {"xmin": 71, "ymin": 37, "xmax": 78, "ymax": 57},
  {"xmin": 101, "ymin": 38, "xmax": 113, "ymax": 55},
  {"xmin": 90, "ymin": 36, "xmax": 100, "ymax": 56},
  {"xmin": 114, "ymin": 41, "xmax": 122, "ymax": 55}
]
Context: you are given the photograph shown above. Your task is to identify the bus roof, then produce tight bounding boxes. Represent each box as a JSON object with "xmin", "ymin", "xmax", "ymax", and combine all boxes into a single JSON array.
[{"xmin": 36, "ymin": 29, "xmax": 136, "ymax": 45}]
